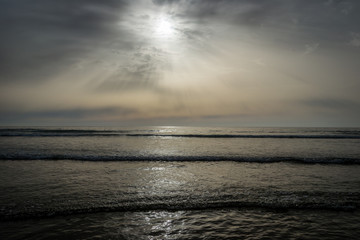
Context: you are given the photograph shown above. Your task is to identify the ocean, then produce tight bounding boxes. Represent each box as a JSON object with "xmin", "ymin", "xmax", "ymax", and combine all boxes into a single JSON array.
[{"xmin": 0, "ymin": 127, "xmax": 359, "ymax": 239}]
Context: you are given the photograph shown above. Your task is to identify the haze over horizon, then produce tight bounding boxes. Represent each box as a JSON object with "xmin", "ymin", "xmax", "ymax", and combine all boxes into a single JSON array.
[{"xmin": 1, "ymin": 0, "xmax": 360, "ymax": 127}]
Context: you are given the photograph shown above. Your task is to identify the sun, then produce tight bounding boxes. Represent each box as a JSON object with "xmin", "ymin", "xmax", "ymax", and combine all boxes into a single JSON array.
[{"xmin": 155, "ymin": 16, "xmax": 174, "ymax": 37}]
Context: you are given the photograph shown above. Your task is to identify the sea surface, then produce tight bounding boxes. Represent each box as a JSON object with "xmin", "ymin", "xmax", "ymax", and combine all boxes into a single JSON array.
[{"xmin": 0, "ymin": 127, "xmax": 360, "ymax": 239}]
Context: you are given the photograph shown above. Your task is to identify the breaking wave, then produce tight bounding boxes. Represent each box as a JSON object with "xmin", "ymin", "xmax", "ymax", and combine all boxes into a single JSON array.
[
  {"xmin": 1, "ymin": 128, "xmax": 360, "ymax": 139},
  {"xmin": 0, "ymin": 154, "xmax": 359, "ymax": 164},
  {"xmin": 1, "ymin": 191, "xmax": 358, "ymax": 221}
]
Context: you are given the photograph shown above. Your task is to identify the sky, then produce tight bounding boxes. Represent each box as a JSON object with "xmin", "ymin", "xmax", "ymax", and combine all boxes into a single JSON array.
[{"xmin": 1, "ymin": 0, "xmax": 360, "ymax": 127}]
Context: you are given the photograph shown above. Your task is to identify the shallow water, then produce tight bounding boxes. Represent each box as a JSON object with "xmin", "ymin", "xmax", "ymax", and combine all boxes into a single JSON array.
[
  {"xmin": 1, "ymin": 127, "xmax": 360, "ymax": 239},
  {"xmin": 1, "ymin": 161, "xmax": 360, "ymax": 219},
  {"xmin": 2, "ymin": 209, "xmax": 360, "ymax": 240},
  {"xmin": 1, "ymin": 160, "xmax": 360, "ymax": 239}
]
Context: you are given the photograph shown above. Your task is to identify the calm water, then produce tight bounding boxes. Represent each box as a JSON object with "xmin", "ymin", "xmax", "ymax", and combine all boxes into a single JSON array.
[{"xmin": 1, "ymin": 127, "xmax": 360, "ymax": 239}]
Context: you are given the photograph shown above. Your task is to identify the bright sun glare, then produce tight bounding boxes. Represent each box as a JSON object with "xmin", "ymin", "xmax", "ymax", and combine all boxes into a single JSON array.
[{"xmin": 155, "ymin": 16, "xmax": 174, "ymax": 37}]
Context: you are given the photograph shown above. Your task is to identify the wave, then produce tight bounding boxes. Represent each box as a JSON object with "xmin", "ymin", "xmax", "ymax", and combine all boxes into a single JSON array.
[
  {"xmin": 0, "ymin": 154, "xmax": 359, "ymax": 164},
  {"xmin": 0, "ymin": 129, "xmax": 126, "ymax": 137},
  {"xmin": 1, "ymin": 192, "xmax": 358, "ymax": 221},
  {"xmin": 125, "ymin": 134, "xmax": 360, "ymax": 139},
  {"xmin": 1, "ymin": 129, "xmax": 360, "ymax": 139}
]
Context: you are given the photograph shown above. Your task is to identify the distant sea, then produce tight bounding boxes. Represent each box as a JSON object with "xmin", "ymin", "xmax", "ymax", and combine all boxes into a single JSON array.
[{"xmin": 1, "ymin": 127, "xmax": 360, "ymax": 239}]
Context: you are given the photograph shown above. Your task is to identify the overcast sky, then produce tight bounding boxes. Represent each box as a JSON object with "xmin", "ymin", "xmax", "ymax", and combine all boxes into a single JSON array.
[{"xmin": 1, "ymin": 0, "xmax": 359, "ymax": 126}]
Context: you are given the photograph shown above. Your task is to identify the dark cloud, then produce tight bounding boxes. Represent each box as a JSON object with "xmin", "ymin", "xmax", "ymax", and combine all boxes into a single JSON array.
[
  {"xmin": 0, "ymin": 106, "xmax": 137, "ymax": 122},
  {"xmin": 152, "ymin": 0, "xmax": 286, "ymax": 22},
  {"xmin": 160, "ymin": 0, "xmax": 360, "ymax": 43},
  {"xmin": 152, "ymin": 0, "xmax": 179, "ymax": 6},
  {"xmin": 0, "ymin": 0, "xmax": 130, "ymax": 84},
  {"xmin": 185, "ymin": 0, "xmax": 282, "ymax": 22},
  {"xmin": 2, "ymin": 0, "xmax": 359, "ymax": 85}
]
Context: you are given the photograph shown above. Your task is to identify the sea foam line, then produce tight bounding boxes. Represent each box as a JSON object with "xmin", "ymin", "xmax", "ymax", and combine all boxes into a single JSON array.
[
  {"xmin": 0, "ymin": 155, "xmax": 359, "ymax": 164},
  {"xmin": 1, "ymin": 132, "xmax": 360, "ymax": 139},
  {"xmin": 1, "ymin": 193, "xmax": 358, "ymax": 221}
]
